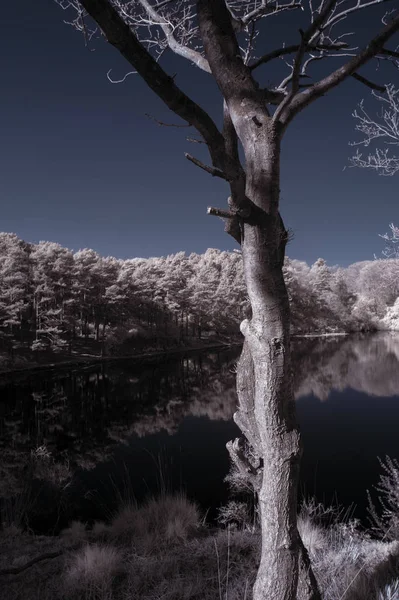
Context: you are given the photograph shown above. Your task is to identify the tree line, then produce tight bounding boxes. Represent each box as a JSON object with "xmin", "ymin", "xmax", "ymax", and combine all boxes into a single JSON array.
[{"xmin": 1, "ymin": 231, "xmax": 398, "ymax": 359}]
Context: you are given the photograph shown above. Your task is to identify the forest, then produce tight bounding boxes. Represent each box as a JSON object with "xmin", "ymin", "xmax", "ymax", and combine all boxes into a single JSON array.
[{"xmin": 1, "ymin": 231, "xmax": 399, "ymax": 368}]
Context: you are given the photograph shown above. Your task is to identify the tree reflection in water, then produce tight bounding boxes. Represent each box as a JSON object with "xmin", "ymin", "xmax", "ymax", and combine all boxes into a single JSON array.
[{"xmin": 1, "ymin": 333, "xmax": 399, "ymax": 532}]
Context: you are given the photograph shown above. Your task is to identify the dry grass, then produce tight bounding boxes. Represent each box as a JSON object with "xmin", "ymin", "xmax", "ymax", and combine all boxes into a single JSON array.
[
  {"xmin": 378, "ymin": 578, "xmax": 399, "ymax": 599},
  {"xmin": 2, "ymin": 478, "xmax": 399, "ymax": 600},
  {"xmin": 297, "ymin": 512, "xmax": 328, "ymax": 556},
  {"xmin": 298, "ymin": 498, "xmax": 399, "ymax": 600},
  {"xmin": 60, "ymin": 520, "xmax": 88, "ymax": 543},
  {"xmin": 63, "ymin": 544, "xmax": 125, "ymax": 600},
  {"xmin": 122, "ymin": 527, "xmax": 259, "ymax": 600},
  {"xmin": 92, "ymin": 521, "xmax": 111, "ymax": 539},
  {"xmin": 59, "ymin": 493, "xmax": 260, "ymax": 600},
  {"xmin": 109, "ymin": 492, "xmax": 201, "ymax": 552}
]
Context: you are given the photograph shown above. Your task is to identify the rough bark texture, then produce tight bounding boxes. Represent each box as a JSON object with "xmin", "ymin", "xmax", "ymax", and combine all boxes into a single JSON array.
[
  {"xmin": 238, "ymin": 142, "xmax": 303, "ymax": 600},
  {"xmin": 197, "ymin": 2, "xmax": 321, "ymax": 599}
]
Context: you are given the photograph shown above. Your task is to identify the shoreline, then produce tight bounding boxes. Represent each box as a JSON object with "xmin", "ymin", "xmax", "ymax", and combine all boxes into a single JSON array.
[
  {"xmin": 2, "ymin": 328, "xmax": 397, "ymax": 377},
  {"xmin": 0, "ymin": 340, "xmax": 243, "ymax": 378},
  {"xmin": 291, "ymin": 332, "xmax": 350, "ymax": 338}
]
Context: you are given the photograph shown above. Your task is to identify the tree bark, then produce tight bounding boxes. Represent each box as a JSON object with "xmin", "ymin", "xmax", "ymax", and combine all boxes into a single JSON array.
[
  {"xmin": 238, "ymin": 143, "xmax": 303, "ymax": 600},
  {"xmin": 195, "ymin": 3, "xmax": 321, "ymax": 596},
  {"xmin": 235, "ymin": 138, "xmax": 320, "ymax": 600}
]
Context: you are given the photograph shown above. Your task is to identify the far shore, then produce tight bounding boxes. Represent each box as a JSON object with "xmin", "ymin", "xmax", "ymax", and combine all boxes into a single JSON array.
[
  {"xmin": 0, "ymin": 339, "xmax": 243, "ymax": 378},
  {"xmin": 2, "ymin": 328, "xmax": 397, "ymax": 377}
]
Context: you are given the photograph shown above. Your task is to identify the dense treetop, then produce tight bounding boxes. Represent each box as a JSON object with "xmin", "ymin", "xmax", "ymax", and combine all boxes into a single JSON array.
[{"xmin": 0, "ymin": 232, "xmax": 398, "ymax": 362}]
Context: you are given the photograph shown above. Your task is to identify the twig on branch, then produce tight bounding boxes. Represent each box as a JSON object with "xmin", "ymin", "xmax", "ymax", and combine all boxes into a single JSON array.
[
  {"xmin": 207, "ymin": 207, "xmax": 235, "ymax": 218},
  {"xmin": 137, "ymin": 0, "xmax": 211, "ymax": 73},
  {"xmin": 153, "ymin": 0, "xmax": 175, "ymax": 9},
  {"xmin": 249, "ymin": 41, "xmax": 349, "ymax": 70},
  {"xmin": 241, "ymin": 0, "xmax": 302, "ymax": 25},
  {"xmin": 77, "ymin": 0, "xmax": 228, "ymax": 174},
  {"xmin": 352, "ymin": 72, "xmax": 386, "ymax": 92},
  {"xmin": 380, "ymin": 47, "xmax": 399, "ymax": 59},
  {"xmin": 107, "ymin": 68, "xmax": 137, "ymax": 83},
  {"xmin": 185, "ymin": 153, "xmax": 228, "ymax": 179},
  {"xmin": 279, "ymin": 13, "xmax": 399, "ymax": 128},
  {"xmin": 145, "ymin": 113, "xmax": 191, "ymax": 128},
  {"xmin": 186, "ymin": 136, "xmax": 205, "ymax": 144}
]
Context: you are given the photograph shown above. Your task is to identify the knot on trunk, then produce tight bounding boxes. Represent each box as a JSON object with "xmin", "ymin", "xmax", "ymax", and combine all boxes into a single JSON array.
[
  {"xmin": 271, "ymin": 337, "xmax": 285, "ymax": 356},
  {"xmin": 226, "ymin": 436, "xmax": 263, "ymax": 494},
  {"xmin": 239, "ymin": 319, "xmax": 262, "ymax": 351}
]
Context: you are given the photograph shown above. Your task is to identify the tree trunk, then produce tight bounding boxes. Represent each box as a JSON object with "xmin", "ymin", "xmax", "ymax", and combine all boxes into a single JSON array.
[
  {"xmin": 239, "ymin": 227, "xmax": 303, "ymax": 599},
  {"xmin": 227, "ymin": 120, "xmax": 320, "ymax": 600}
]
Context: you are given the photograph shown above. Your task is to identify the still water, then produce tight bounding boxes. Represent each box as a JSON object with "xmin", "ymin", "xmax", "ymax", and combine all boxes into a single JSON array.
[{"xmin": 1, "ymin": 332, "xmax": 399, "ymax": 532}]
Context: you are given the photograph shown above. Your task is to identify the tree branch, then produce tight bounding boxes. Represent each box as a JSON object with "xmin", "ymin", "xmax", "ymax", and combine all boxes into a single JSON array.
[
  {"xmin": 279, "ymin": 14, "xmax": 399, "ymax": 128},
  {"xmin": 78, "ymin": 0, "xmax": 227, "ymax": 171},
  {"xmin": 241, "ymin": 0, "xmax": 303, "ymax": 26},
  {"xmin": 145, "ymin": 112, "xmax": 192, "ymax": 127},
  {"xmin": 273, "ymin": 0, "xmax": 338, "ymax": 123},
  {"xmin": 137, "ymin": 0, "xmax": 211, "ymax": 72},
  {"xmin": 351, "ymin": 72, "xmax": 387, "ymax": 92},
  {"xmin": 185, "ymin": 153, "xmax": 228, "ymax": 179},
  {"xmin": 197, "ymin": 0, "xmax": 264, "ymax": 125},
  {"xmin": 207, "ymin": 207, "xmax": 235, "ymax": 218},
  {"xmin": 249, "ymin": 41, "xmax": 349, "ymax": 71},
  {"xmin": 380, "ymin": 47, "xmax": 399, "ymax": 59}
]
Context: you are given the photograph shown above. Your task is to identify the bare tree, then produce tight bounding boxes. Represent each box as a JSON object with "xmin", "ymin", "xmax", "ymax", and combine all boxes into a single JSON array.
[
  {"xmin": 350, "ymin": 83, "xmax": 399, "ymax": 175},
  {"xmin": 53, "ymin": 2, "xmax": 399, "ymax": 599},
  {"xmin": 378, "ymin": 222, "xmax": 399, "ymax": 257}
]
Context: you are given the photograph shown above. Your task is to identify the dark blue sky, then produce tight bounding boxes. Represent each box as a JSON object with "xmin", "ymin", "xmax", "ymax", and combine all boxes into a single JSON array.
[{"xmin": 2, "ymin": 1, "xmax": 398, "ymax": 266}]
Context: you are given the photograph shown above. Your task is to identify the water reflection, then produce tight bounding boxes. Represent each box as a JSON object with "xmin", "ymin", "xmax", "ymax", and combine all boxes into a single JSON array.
[
  {"xmin": 292, "ymin": 332, "xmax": 399, "ymax": 400},
  {"xmin": 1, "ymin": 334, "xmax": 399, "ymax": 531}
]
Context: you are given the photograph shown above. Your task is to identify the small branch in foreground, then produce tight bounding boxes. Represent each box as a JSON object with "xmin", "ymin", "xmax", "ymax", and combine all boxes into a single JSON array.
[
  {"xmin": 186, "ymin": 136, "xmax": 205, "ymax": 144},
  {"xmin": 249, "ymin": 41, "xmax": 349, "ymax": 70},
  {"xmin": 207, "ymin": 205, "xmax": 242, "ymax": 243},
  {"xmin": 352, "ymin": 72, "xmax": 386, "ymax": 92},
  {"xmin": 207, "ymin": 207, "xmax": 235, "ymax": 218},
  {"xmin": 185, "ymin": 153, "xmax": 228, "ymax": 179},
  {"xmin": 107, "ymin": 69, "xmax": 137, "ymax": 83},
  {"xmin": 145, "ymin": 113, "xmax": 191, "ymax": 128},
  {"xmin": 380, "ymin": 48, "xmax": 399, "ymax": 59}
]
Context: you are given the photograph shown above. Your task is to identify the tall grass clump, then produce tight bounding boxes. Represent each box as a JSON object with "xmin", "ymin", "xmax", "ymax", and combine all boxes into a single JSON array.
[
  {"xmin": 368, "ymin": 456, "xmax": 399, "ymax": 541},
  {"xmin": 109, "ymin": 492, "xmax": 200, "ymax": 552},
  {"xmin": 123, "ymin": 527, "xmax": 260, "ymax": 600},
  {"xmin": 378, "ymin": 579, "xmax": 399, "ymax": 600},
  {"xmin": 298, "ymin": 497, "xmax": 399, "ymax": 600},
  {"xmin": 63, "ymin": 543, "xmax": 125, "ymax": 600},
  {"xmin": 60, "ymin": 520, "xmax": 88, "ymax": 543}
]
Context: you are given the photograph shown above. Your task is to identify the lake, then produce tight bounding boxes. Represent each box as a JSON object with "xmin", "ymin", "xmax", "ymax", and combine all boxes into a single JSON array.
[{"xmin": 1, "ymin": 332, "xmax": 399, "ymax": 533}]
